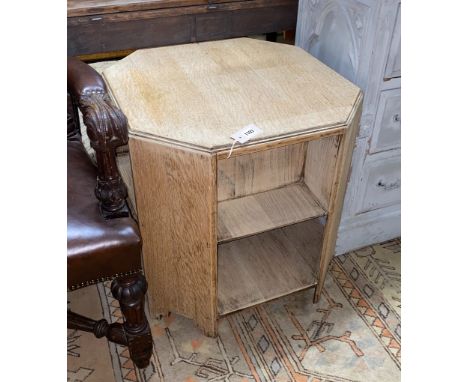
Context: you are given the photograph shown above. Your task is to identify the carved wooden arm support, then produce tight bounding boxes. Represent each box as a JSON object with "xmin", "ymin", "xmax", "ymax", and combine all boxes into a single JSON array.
[{"xmin": 67, "ymin": 57, "xmax": 129, "ymax": 218}]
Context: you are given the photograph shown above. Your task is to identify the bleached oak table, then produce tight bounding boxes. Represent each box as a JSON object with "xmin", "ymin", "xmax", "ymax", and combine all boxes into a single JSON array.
[{"xmin": 104, "ymin": 38, "xmax": 362, "ymax": 336}]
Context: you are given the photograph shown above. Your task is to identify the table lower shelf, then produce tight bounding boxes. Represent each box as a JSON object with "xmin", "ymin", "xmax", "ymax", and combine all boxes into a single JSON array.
[{"xmin": 217, "ymin": 217, "xmax": 324, "ymax": 316}]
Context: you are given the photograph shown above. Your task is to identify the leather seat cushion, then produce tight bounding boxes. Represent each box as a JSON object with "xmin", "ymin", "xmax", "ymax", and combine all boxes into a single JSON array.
[{"xmin": 67, "ymin": 140, "xmax": 142, "ymax": 289}]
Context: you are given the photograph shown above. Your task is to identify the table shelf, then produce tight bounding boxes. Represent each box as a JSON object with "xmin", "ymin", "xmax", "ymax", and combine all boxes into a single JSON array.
[
  {"xmin": 217, "ymin": 218, "xmax": 324, "ymax": 316},
  {"xmin": 217, "ymin": 182, "xmax": 326, "ymax": 243}
]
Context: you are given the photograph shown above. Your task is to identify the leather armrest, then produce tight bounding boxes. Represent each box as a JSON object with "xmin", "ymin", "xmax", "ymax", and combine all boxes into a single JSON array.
[{"xmin": 67, "ymin": 57, "xmax": 107, "ymax": 98}]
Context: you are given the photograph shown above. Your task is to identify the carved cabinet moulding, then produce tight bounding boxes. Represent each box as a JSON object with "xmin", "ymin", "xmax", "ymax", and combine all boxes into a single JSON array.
[{"xmin": 301, "ymin": 0, "xmax": 372, "ymax": 85}]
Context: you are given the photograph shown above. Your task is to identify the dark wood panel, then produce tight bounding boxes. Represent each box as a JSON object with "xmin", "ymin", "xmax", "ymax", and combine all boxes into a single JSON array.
[
  {"xmin": 68, "ymin": 0, "xmax": 298, "ymax": 56},
  {"xmin": 68, "ymin": 14, "xmax": 194, "ymax": 55},
  {"xmin": 196, "ymin": 5, "xmax": 297, "ymax": 41},
  {"xmin": 195, "ymin": 12, "xmax": 233, "ymax": 41},
  {"xmin": 231, "ymin": 5, "xmax": 297, "ymax": 36},
  {"xmin": 68, "ymin": 0, "xmax": 237, "ymax": 17}
]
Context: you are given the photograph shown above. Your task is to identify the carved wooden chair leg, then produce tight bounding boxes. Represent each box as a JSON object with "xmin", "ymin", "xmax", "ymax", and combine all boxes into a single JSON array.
[{"xmin": 111, "ymin": 273, "xmax": 153, "ymax": 368}]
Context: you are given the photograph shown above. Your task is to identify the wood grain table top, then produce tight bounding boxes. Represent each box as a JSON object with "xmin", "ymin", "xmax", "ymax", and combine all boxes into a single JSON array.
[{"xmin": 104, "ymin": 38, "xmax": 361, "ymax": 152}]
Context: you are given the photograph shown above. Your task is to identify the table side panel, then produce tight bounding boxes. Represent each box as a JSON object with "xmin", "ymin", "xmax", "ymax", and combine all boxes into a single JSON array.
[
  {"xmin": 116, "ymin": 153, "xmax": 137, "ymax": 216},
  {"xmin": 129, "ymin": 136, "xmax": 218, "ymax": 335},
  {"xmin": 304, "ymin": 134, "xmax": 341, "ymax": 211},
  {"xmin": 315, "ymin": 93, "xmax": 363, "ymax": 300}
]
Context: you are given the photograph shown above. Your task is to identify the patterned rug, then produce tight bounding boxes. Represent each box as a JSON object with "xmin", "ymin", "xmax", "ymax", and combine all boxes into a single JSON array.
[{"xmin": 67, "ymin": 238, "xmax": 400, "ymax": 382}]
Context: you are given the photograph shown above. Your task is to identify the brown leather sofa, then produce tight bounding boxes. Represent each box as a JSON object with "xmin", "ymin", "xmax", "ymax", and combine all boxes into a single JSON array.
[{"xmin": 67, "ymin": 57, "xmax": 152, "ymax": 369}]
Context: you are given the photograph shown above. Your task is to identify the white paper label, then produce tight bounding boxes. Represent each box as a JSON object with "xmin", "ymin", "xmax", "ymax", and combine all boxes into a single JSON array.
[{"xmin": 230, "ymin": 124, "xmax": 262, "ymax": 144}]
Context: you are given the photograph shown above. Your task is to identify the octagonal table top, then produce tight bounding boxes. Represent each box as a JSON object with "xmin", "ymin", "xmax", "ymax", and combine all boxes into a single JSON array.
[{"xmin": 103, "ymin": 38, "xmax": 361, "ymax": 152}]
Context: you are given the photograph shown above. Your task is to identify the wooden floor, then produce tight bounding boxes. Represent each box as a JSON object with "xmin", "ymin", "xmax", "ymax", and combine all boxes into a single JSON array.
[
  {"xmin": 217, "ymin": 218, "xmax": 324, "ymax": 316},
  {"xmin": 217, "ymin": 183, "xmax": 325, "ymax": 243}
]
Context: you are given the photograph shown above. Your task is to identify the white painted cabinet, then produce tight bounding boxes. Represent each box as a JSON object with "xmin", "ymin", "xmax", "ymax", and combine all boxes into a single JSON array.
[
  {"xmin": 296, "ymin": 0, "xmax": 401, "ymax": 254},
  {"xmin": 383, "ymin": 3, "xmax": 401, "ymax": 80},
  {"xmin": 370, "ymin": 88, "xmax": 401, "ymax": 153}
]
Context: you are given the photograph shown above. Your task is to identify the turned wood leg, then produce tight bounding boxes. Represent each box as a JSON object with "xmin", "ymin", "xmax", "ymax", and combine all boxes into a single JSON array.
[
  {"xmin": 111, "ymin": 273, "xmax": 153, "ymax": 368},
  {"xmin": 68, "ymin": 310, "xmax": 127, "ymax": 345}
]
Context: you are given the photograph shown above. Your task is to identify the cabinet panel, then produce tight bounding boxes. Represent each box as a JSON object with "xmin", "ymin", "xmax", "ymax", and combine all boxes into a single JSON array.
[
  {"xmin": 384, "ymin": 3, "xmax": 401, "ymax": 80},
  {"xmin": 296, "ymin": 0, "xmax": 373, "ymax": 88},
  {"xmin": 356, "ymin": 153, "xmax": 400, "ymax": 214},
  {"xmin": 369, "ymin": 88, "xmax": 401, "ymax": 153}
]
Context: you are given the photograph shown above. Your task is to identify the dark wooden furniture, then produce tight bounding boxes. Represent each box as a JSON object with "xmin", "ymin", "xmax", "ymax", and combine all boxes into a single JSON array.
[
  {"xmin": 67, "ymin": 57, "xmax": 153, "ymax": 369},
  {"xmin": 67, "ymin": 0, "xmax": 298, "ymax": 58}
]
